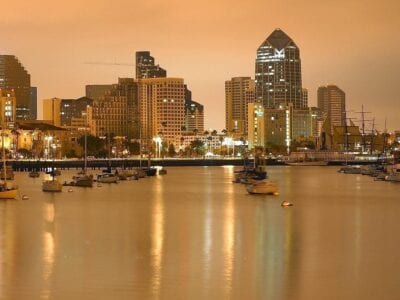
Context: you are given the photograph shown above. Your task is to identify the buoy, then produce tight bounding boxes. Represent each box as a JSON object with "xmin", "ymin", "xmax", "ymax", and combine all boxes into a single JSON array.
[
  {"xmin": 68, "ymin": 189, "xmax": 73, "ymax": 193},
  {"xmin": 22, "ymin": 195, "xmax": 29, "ymax": 200},
  {"xmin": 281, "ymin": 201, "xmax": 293, "ymax": 207}
]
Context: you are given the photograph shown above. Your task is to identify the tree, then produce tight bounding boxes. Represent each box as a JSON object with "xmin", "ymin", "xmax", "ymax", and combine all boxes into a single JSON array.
[
  {"xmin": 18, "ymin": 148, "xmax": 33, "ymax": 159},
  {"xmin": 77, "ymin": 134, "xmax": 105, "ymax": 157},
  {"xmin": 211, "ymin": 130, "xmax": 218, "ymax": 136},
  {"xmin": 127, "ymin": 141, "xmax": 140, "ymax": 155},
  {"xmin": 168, "ymin": 144, "xmax": 176, "ymax": 157},
  {"xmin": 190, "ymin": 139, "xmax": 205, "ymax": 156}
]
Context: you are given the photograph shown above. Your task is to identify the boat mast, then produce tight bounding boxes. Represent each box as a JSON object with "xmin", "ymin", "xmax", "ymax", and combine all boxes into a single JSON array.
[
  {"xmin": 84, "ymin": 126, "xmax": 87, "ymax": 174},
  {"xmin": 2, "ymin": 125, "xmax": 6, "ymax": 186},
  {"xmin": 139, "ymin": 127, "xmax": 142, "ymax": 169}
]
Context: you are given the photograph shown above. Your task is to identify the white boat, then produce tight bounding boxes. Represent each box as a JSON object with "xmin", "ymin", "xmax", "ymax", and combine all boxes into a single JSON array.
[
  {"xmin": 246, "ymin": 180, "xmax": 279, "ymax": 195},
  {"xmin": 42, "ymin": 179, "xmax": 63, "ymax": 192},
  {"xmin": 385, "ymin": 164, "xmax": 400, "ymax": 182},
  {"xmin": 97, "ymin": 173, "xmax": 118, "ymax": 183},
  {"xmin": 0, "ymin": 129, "xmax": 18, "ymax": 199}
]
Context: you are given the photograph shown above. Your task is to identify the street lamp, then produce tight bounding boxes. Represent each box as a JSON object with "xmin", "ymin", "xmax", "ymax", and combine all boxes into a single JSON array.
[{"xmin": 152, "ymin": 136, "xmax": 162, "ymax": 158}]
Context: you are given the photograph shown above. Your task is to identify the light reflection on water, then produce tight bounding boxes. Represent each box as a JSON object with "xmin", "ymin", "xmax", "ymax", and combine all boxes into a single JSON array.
[{"xmin": 0, "ymin": 167, "xmax": 399, "ymax": 299}]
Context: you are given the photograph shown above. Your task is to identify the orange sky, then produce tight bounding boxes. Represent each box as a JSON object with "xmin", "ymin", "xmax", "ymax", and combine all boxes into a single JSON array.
[{"xmin": 1, "ymin": 0, "xmax": 399, "ymax": 131}]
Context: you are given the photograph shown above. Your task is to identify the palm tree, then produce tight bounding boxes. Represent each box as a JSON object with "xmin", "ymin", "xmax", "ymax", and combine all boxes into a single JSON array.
[{"xmin": 211, "ymin": 130, "xmax": 217, "ymax": 136}]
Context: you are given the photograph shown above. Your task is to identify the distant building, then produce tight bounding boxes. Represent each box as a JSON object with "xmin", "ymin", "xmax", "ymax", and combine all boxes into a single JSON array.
[
  {"xmin": 30, "ymin": 87, "xmax": 37, "ymax": 120},
  {"xmin": 0, "ymin": 89, "xmax": 17, "ymax": 128},
  {"xmin": 42, "ymin": 98, "xmax": 61, "ymax": 126},
  {"xmin": 255, "ymin": 29, "xmax": 303, "ymax": 109},
  {"xmin": 302, "ymin": 88, "xmax": 308, "ymax": 108},
  {"xmin": 225, "ymin": 77, "xmax": 255, "ymax": 136},
  {"xmin": 60, "ymin": 97, "xmax": 93, "ymax": 128},
  {"xmin": 317, "ymin": 85, "xmax": 346, "ymax": 128},
  {"xmin": 138, "ymin": 77, "xmax": 185, "ymax": 148},
  {"xmin": 135, "ymin": 51, "xmax": 167, "ymax": 79},
  {"xmin": 90, "ymin": 94, "xmax": 129, "ymax": 138},
  {"xmin": 85, "ymin": 84, "xmax": 113, "ymax": 101},
  {"xmin": 184, "ymin": 85, "xmax": 204, "ymax": 133},
  {"xmin": 0, "ymin": 55, "xmax": 32, "ymax": 120}
]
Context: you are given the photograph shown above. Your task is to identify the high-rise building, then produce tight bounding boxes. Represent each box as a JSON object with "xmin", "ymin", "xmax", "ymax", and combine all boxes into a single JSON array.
[
  {"xmin": 30, "ymin": 87, "xmax": 37, "ymax": 120},
  {"xmin": 135, "ymin": 51, "xmax": 167, "ymax": 79},
  {"xmin": 184, "ymin": 85, "xmax": 204, "ymax": 133},
  {"xmin": 42, "ymin": 97, "xmax": 61, "ymax": 126},
  {"xmin": 255, "ymin": 29, "xmax": 303, "ymax": 109},
  {"xmin": 60, "ymin": 97, "xmax": 93, "ymax": 128},
  {"xmin": 138, "ymin": 77, "xmax": 185, "ymax": 148},
  {"xmin": 317, "ymin": 85, "xmax": 346, "ymax": 128},
  {"xmin": 225, "ymin": 77, "xmax": 255, "ymax": 136},
  {"xmin": 90, "ymin": 94, "xmax": 129, "ymax": 138},
  {"xmin": 0, "ymin": 89, "xmax": 16, "ymax": 127},
  {"xmin": 0, "ymin": 55, "xmax": 32, "ymax": 120},
  {"xmin": 302, "ymin": 88, "xmax": 308, "ymax": 108}
]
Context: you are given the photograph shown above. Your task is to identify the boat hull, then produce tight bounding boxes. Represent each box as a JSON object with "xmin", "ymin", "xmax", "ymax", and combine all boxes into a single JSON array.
[
  {"xmin": 42, "ymin": 180, "xmax": 63, "ymax": 192},
  {"xmin": 0, "ymin": 189, "xmax": 18, "ymax": 199}
]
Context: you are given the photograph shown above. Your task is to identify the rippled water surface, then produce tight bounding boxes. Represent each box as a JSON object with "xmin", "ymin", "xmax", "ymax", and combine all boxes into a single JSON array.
[{"xmin": 0, "ymin": 166, "xmax": 399, "ymax": 299}]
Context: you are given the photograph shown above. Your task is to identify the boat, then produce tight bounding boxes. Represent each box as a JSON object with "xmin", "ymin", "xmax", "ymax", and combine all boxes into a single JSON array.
[
  {"xmin": 234, "ymin": 166, "xmax": 267, "ymax": 183},
  {"xmin": 158, "ymin": 168, "xmax": 167, "ymax": 175},
  {"xmin": 67, "ymin": 127, "xmax": 93, "ymax": 187},
  {"xmin": 385, "ymin": 164, "xmax": 400, "ymax": 182},
  {"xmin": 28, "ymin": 170, "xmax": 40, "ymax": 178},
  {"xmin": 0, "ymin": 129, "xmax": 18, "ymax": 199},
  {"xmin": 246, "ymin": 180, "xmax": 279, "ymax": 195},
  {"xmin": 97, "ymin": 173, "xmax": 118, "ymax": 183},
  {"xmin": 338, "ymin": 165, "xmax": 361, "ymax": 174},
  {"xmin": 42, "ymin": 178, "xmax": 63, "ymax": 192},
  {"xmin": 286, "ymin": 160, "xmax": 328, "ymax": 166}
]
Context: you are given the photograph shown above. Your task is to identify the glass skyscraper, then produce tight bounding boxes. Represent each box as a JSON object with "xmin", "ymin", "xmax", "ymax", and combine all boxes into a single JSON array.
[
  {"xmin": 255, "ymin": 29, "xmax": 303, "ymax": 109},
  {"xmin": 135, "ymin": 51, "xmax": 167, "ymax": 79}
]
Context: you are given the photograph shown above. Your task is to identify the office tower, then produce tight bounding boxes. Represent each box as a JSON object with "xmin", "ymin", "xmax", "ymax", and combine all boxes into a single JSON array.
[
  {"xmin": 60, "ymin": 97, "xmax": 93, "ymax": 128},
  {"xmin": 42, "ymin": 98, "xmax": 61, "ymax": 126},
  {"xmin": 0, "ymin": 89, "xmax": 16, "ymax": 127},
  {"xmin": 255, "ymin": 29, "xmax": 303, "ymax": 109},
  {"xmin": 109, "ymin": 78, "xmax": 140, "ymax": 139},
  {"xmin": 317, "ymin": 85, "xmax": 346, "ymax": 127},
  {"xmin": 0, "ymin": 55, "xmax": 32, "ymax": 120},
  {"xmin": 135, "ymin": 51, "xmax": 167, "ymax": 79},
  {"xmin": 138, "ymin": 77, "xmax": 185, "ymax": 148},
  {"xmin": 90, "ymin": 95, "xmax": 129, "ymax": 137},
  {"xmin": 85, "ymin": 85, "xmax": 113, "ymax": 101},
  {"xmin": 225, "ymin": 77, "xmax": 255, "ymax": 136},
  {"xmin": 30, "ymin": 87, "xmax": 37, "ymax": 120},
  {"xmin": 184, "ymin": 85, "xmax": 204, "ymax": 133}
]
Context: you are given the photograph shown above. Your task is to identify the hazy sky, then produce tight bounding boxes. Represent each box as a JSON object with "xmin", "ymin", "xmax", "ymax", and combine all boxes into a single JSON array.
[{"xmin": 1, "ymin": 0, "xmax": 399, "ymax": 131}]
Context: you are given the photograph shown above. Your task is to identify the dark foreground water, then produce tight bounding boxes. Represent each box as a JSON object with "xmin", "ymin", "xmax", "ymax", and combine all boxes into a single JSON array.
[{"xmin": 0, "ymin": 166, "xmax": 399, "ymax": 300}]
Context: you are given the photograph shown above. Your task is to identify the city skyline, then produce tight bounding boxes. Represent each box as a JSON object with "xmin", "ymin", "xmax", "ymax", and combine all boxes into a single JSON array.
[{"xmin": 1, "ymin": 0, "xmax": 399, "ymax": 131}]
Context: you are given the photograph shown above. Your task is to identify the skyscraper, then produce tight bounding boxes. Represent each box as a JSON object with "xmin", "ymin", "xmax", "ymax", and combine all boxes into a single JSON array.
[
  {"xmin": 138, "ymin": 77, "xmax": 185, "ymax": 148},
  {"xmin": 225, "ymin": 77, "xmax": 255, "ymax": 136},
  {"xmin": 0, "ymin": 89, "xmax": 16, "ymax": 127},
  {"xmin": 255, "ymin": 29, "xmax": 303, "ymax": 109},
  {"xmin": 135, "ymin": 51, "xmax": 167, "ymax": 79},
  {"xmin": 317, "ymin": 85, "xmax": 346, "ymax": 127},
  {"xmin": 0, "ymin": 55, "xmax": 32, "ymax": 120},
  {"xmin": 30, "ymin": 87, "xmax": 37, "ymax": 120},
  {"xmin": 184, "ymin": 85, "xmax": 204, "ymax": 133}
]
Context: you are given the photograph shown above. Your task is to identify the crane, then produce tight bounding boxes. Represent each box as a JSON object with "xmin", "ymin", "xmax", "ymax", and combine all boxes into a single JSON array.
[{"xmin": 84, "ymin": 61, "xmax": 135, "ymax": 67}]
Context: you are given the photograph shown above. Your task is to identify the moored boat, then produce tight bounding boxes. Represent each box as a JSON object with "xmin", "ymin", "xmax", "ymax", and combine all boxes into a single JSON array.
[
  {"xmin": 246, "ymin": 180, "xmax": 279, "ymax": 195},
  {"xmin": 42, "ymin": 179, "xmax": 63, "ymax": 192},
  {"xmin": 97, "ymin": 173, "xmax": 118, "ymax": 183}
]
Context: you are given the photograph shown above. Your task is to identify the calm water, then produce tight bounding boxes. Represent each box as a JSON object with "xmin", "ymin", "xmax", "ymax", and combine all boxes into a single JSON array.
[{"xmin": 0, "ymin": 166, "xmax": 399, "ymax": 300}]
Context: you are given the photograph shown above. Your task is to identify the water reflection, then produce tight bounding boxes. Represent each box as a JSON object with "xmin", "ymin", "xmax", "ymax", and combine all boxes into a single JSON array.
[
  {"xmin": 41, "ymin": 201, "xmax": 56, "ymax": 299},
  {"xmin": 150, "ymin": 177, "xmax": 164, "ymax": 297}
]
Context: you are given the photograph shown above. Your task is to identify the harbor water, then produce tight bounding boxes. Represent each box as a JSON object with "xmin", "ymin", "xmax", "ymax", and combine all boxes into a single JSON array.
[{"xmin": 0, "ymin": 166, "xmax": 399, "ymax": 299}]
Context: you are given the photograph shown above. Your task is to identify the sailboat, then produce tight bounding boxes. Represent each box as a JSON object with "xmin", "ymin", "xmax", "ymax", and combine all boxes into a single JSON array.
[
  {"xmin": 66, "ymin": 126, "xmax": 93, "ymax": 187},
  {"xmin": 97, "ymin": 132, "xmax": 118, "ymax": 183},
  {"xmin": 0, "ymin": 128, "xmax": 17, "ymax": 199},
  {"xmin": 42, "ymin": 168, "xmax": 63, "ymax": 192}
]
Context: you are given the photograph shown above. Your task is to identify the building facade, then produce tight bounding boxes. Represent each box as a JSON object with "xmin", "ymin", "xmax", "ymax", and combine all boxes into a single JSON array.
[
  {"xmin": 60, "ymin": 97, "xmax": 93, "ymax": 128},
  {"xmin": 135, "ymin": 51, "xmax": 167, "ymax": 79},
  {"xmin": 138, "ymin": 77, "xmax": 185, "ymax": 148},
  {"xmin": 30, "ymin": 87, "xmax": 37, "ymax": 120},
  {"xmin": 225, "ymin": 77, "xmax": 255, "ymax": 136},
  {"xmin": 43, "ymin": 98, "xmax": 62, "ymax": 126},
  {"xmin": 255, "ymin": 29, "xmax": 303, "ymax": 109},
  {"xmin": 317, "ymin": 85, "xmax": 346, "ymax": 128},
  {"xmin": 0, "ymin": 89, "xmax": 16, "ymax": 128},
  {"xmin": 85, "ymin": 85, "xmax": 113, "ymax": 101},
  {"xmin": 0, "ymin": 55, "xmax": 32, "ymax": 120},
  {"xmin": 247, "ymin": 103, "xmax": 265, "ymax": 150}
]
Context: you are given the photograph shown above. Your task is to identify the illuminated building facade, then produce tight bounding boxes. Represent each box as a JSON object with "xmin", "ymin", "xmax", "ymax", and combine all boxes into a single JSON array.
[
  {"xmin": 136, "ymin": 51, "xmax": 167, "ymax": 79},
  {"xmin": 247, "ymin": 103, "xmax": 265, "ymax": 149},
  {"xmin": 317, "ymin": 85, "xmax": 346, "ymax": 128},
  {"xmin": 255, "ymin": 29, "xmax": 303, "ymax": 109},
  {"xmin": 0, "ymin": 55, "xmax": 32, "ymax": 120},
  {"xmin": 138, "ymin": 77, "xmax": 185, "ymax": 148},
  {"xmin": 43, "ymin": 98, "xmax": 62, "ymax": 126},
  {"xmin": 225, "ymin": 77, "xmax": 255, "ymax": 136},
  {"xmin": 0, "ymin": 89, "xmax": 16, "ymax": 127}
]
